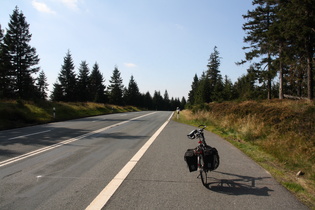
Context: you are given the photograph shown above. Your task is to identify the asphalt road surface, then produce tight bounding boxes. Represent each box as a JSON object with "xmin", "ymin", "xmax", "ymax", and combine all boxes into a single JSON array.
[{"xmin": 0, "ymin": 111, "xmax": 309, "ymax": 210}]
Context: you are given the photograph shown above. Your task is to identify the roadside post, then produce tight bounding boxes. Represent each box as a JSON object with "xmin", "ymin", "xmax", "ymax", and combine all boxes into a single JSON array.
[{"xmin": 53, "ymin": 107, "xmax": 56, "ymax": 119}]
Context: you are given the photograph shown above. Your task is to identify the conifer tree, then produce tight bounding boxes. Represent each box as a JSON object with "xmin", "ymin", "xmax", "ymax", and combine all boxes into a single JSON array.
[
  {"xmin": 194, "ymin": 72, "xmax": 211, "ymax": 104},
  {"xmin": 152, "ymin": 91, "xmax": 163, "ymax": 110},
  {"xmin": 163, "ymin": 90, "xmax": 170, "ymax": 110},
  {"xmin": 0, "ymin": 24, "xmax": 11, "ymax": 98},
  {"xmin": 188, "ymin": 74, "xmax": 199, "ymax": 105},
  {"xmin": 207, "ymin": 46, "xmax": 222, "ymax": 102},
  {"xmin": 142, "ymin": 91, "xmax": 153, "ymax": 110},
  {"xmin": 89, "ymin": 62, "xmax": 106, "ymax": 103},
  {"xmin": 241, "ymin": 0, "xmax": 278, "ymax": 99},
  {"xmin": 3, "ymin": 6, "xmax": 40, "ymax": 99},
  {"xmin": 52, "ymin": 50, "xmax": 76, "ymax": 101},
  {"xmin": 124, "ymin": 75, "xmax": 140, "ymax": 106},
  {"xmin": 108, "ymin": 66, "xmax": 124, "ymax": 105},
  {"xmin": 207, "ymin": 46, "xmax": 221, "ymax": 90},
  {"xmin": 50, "ymin": 82, "xmax": 63, "ymax": 101},
  {"xmin": 222, "ymin": 75, "xmax": 234, "ymax": 101},
  {"xmin": 77, "ymin": 61, "xmax": 90, "ymax": 102},
  {"xmin": 180, "ymin": 97, "xmax": 187, "ymax": 109},
  {"xmin": 35, "ymin": 70, "xmax": 48, "ymax": 100}
]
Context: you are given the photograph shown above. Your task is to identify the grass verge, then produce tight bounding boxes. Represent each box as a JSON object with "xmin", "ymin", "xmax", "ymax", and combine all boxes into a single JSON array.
[{"xmin": 0, "ymin": 100, "xmax": 141, "ymax": 130}]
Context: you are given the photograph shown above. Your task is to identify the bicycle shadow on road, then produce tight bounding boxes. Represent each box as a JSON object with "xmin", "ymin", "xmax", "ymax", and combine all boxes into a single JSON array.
[{"xmin": 205, "ymin": 171, "xmax": 274, "ymax": 196}]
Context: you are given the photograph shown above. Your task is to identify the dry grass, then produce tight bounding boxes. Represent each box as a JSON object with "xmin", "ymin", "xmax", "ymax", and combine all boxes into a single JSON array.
[
  {"xmin": 176, "ymin": 100, "xmax": 315, "ymax": 208},
  {"xmin": 0, "ymin": 100, "xmax": 141, "ymax": 130}
]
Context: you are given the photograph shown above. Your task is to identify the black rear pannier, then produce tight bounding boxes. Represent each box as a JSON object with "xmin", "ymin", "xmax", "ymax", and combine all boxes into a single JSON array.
[
  {"xmin": 203, "ymin": 146, "xmax": 220, "ymax": 171},
  {"xmin": 184, "ymin": 149, "xmax": 197, "ymax": 172}
]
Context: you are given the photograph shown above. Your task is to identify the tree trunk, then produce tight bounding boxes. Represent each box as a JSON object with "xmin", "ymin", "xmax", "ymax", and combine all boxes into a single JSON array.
[
  {"xmin": 306, "ymin": 35, "xmax": 314, "ymax": 100},
  {"xmin": 279, "ymin": 45, "xmax": 283, "ymax": 99}
]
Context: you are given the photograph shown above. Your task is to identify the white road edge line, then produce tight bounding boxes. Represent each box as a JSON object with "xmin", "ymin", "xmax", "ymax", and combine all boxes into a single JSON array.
[
  {"xmin": 85, "ymin": 112, "xmax": 174, "ymax": 210},
  {"xmin": 0, "ymin": 112, "xmax": 156, "ymax": 168},
  {"xmin": 9, "ymin": 130, "xmax": 52, "ymax": 140}
]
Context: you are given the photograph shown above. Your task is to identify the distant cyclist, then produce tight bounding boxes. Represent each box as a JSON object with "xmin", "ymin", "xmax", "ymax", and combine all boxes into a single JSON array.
[{"xmin": 176, "ymin": 107, "xmax": 180, "ymax": 119}]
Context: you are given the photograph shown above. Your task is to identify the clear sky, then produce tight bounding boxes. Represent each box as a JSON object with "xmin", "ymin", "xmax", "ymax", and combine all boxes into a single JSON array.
[{"xmin": 0, "ymin": 0, "xmax": 253, "ymax": 100}]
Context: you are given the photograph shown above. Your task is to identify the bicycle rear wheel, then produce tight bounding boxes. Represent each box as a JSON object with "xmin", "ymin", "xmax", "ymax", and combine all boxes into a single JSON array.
[{"xmin": 199, "ymin": 155, "xmax": 207, "ymax": 186}]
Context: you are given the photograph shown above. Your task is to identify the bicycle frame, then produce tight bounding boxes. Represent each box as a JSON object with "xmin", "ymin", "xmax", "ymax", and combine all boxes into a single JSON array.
[{"xmin": 187, "ymin": 125, "xmax": 208, "ymax": 186}]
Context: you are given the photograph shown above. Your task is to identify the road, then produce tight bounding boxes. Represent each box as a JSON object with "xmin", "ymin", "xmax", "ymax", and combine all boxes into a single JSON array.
[{"xmin": 0, "ymin": 111, "xmax": 308, "ymax": 210}]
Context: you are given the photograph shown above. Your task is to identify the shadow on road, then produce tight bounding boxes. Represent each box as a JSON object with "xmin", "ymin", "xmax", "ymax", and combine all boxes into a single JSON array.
[{"xmin": 205, "ymin": 171, "xmax": 274, "ymax": 196}]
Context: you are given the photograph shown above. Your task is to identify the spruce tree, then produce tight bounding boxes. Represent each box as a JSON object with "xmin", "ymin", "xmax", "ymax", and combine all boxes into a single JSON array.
[
  {"xmin": 50, "ymin": 82, "xmax": 63, "ymax": 101},
  {"xmin": 163, "ymin": 90, "xmax": 170, "ymax": 110},
  {"xmin": 187, "ymin": 74, "xmax": 199, "ymax": 105},
  {"xmin": 207, "ymin": 46, "xmax": 222, "ymax": 102},
  {"xmin": 0, "ymin": 24, "xmax": 10, "ymax": 98},
  {"xmin": 108, "ymin": 66, "xmax": 124, "ymax": 105},
  {"xmin": 152, "ymin": 91, "xmax": 163, "ymax": 110},
  {"xmin": 194, "ymin": 72, "xmax": 211, "ymax": 104},
  {"xmin": 52, "ymin": 50, "xmax": 76, "ymax": 101},
  {"xmin": 77, "ymin": 61, "xmax": 90, "ymax": 102},
  {"xmin": 89, "ymin": 62, "xmax": 106, "ymax": 103},
  {"xmin": 35, "ymin": 70, "xmax": 48, "ymax": 100},
  {"xmin": 125, "ymin": 75, "xmax": 140, "ymax": 106},
  {"xmin": 3, "ymin": 6, "xmax": 40, "ymax": 99},
  {"xmin": 142, "ymin": 91, "xmax": 153, "ymax": 110},
  {"xmin": 222, "ymin": 75, "xmax": 234, "ymax": 101},
  {"xmin": 180, "ymin": 97, "xmax": 187, "ymax": 109}
]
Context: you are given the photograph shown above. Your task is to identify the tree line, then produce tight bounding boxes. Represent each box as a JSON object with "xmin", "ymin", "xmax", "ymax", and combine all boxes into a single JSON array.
[
  {"xmin": 188, "ymin": 0, "xmax": 315, "ymax": 105},
  {"xmin": 0, "ymin": 7, "xmax": 185, "ymax": 110},
  {"xmin": 51, "ymin": 50, "xmax": 186, "ymax": 110}
]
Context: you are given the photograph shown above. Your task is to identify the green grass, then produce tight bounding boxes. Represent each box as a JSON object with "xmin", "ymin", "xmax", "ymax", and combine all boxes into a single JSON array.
[{"xmin": 283, "ymin": 182, "xmax": 305, "ymax": 193}]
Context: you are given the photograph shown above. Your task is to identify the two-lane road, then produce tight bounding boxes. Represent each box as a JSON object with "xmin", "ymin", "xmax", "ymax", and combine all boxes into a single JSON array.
[
  {"xmin": 0, "ymin": 111, "xmax": 308, "ymax": 209},
  {"xmin": 0, "ymin": 111, "xmax": 172, "ymax": 210}
]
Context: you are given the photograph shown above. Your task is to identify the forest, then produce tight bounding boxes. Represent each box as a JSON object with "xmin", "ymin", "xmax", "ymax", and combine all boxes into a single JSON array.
[
  {"xmin": 1, "ymin": 0, "xmax": 315, "ymax": 111},
  {"xmin": 187, "ymin": 0, "xmax": 315, "ymax": 105}
]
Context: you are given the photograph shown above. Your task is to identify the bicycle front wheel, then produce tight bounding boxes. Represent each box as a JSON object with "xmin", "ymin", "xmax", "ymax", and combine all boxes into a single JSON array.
[{"xmin": 199, "ymin": 155, "xmax": 207, "ymax": 186}]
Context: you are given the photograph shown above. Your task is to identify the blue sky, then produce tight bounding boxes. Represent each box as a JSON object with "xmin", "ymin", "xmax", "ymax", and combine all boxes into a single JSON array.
[{"xmin": 0, "ymin": 0, "xmax": 253, "ymax": 99}]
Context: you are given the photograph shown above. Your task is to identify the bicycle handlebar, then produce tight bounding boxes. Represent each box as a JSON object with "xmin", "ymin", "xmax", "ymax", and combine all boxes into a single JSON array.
[{"xmin": 187, "ymin": 125, "xmax": 206, "ymax": 139}]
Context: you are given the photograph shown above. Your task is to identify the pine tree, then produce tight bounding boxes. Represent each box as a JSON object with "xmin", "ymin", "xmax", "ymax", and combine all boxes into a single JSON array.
[
  {"xmin": 35, "ymin": 70, "xmax": 48, "ymax": 100},
  {"xmin": 194, "ymin": 72, "xmax": 211, "ymax": 104},
  {"xmin": 3, "ymin": 6, "xmax": 40, "ymax": 99},
  {"xmin": 222, "ymin": 75, "xmax": 234, "ymax": 101},
  {"xmin": 241, "ymin": 0, "xmax": 278, "ymax": 99},
  {"xmin": 180, "ymin": 97, "xmax": 186, "ymax": 109},
  {"xmin": 89, "ymin": 62, "xmax": 106, "ymax": 103},
  {"xmin": 234, "ymin": 65, "xmax": 260, "ymax": 100},
  {"xmin": 108, "ymin": 66, "xmax": 124, "ymax": 105},
  {"xmin": 50, "ymin": 82, "xmax": 63, "ymax": 101},
  {"xmin": 207, "ymin": 46, "xmax": 221, "ymax": 90},
  {"xmin": 125, "ymin": 75, "xmax": 140, "ymax": 106},
  {"xmin": 212, "ymin": 74, "xmax": 224, "ymax": 102},
  {"xmin": 0, "ymin": 24, "xmax": 11, "ymax": 98},
  {"xmin": 207, "ymin": 46, "xmax": 222, "ymax": 102},
  {"xmin": 52, "ymin": 50, "xmax": 76, "ymax": 101},
  {"xmin": 77, "ymin": 61, "xmax": 90, "ymax": 102},
  {"xmin": 187, "ymin": 74, "xmax": 199, "ymax": 105},
  {"xmin": 278, "ymin": 0, "xmax": 315, "ymax": 100},
  {"xmin": 152, "ymin": 91, "xmax": 163, "ymax": 110},
  {"xmin": 142, "ymin": 91, "xmax": 153, "ymax": 110}
]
